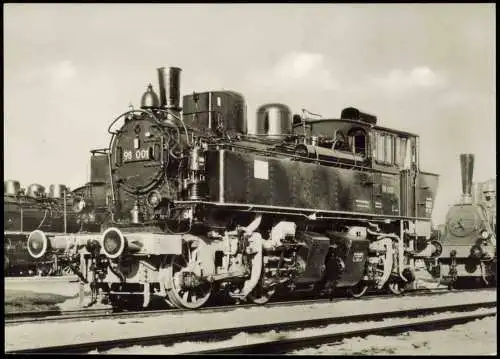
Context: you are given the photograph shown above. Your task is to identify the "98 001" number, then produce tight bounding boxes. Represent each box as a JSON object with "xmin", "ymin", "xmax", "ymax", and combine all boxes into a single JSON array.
[{"xmin": 123, "ymin": 149, "xmax": 149, "ymax": 162}]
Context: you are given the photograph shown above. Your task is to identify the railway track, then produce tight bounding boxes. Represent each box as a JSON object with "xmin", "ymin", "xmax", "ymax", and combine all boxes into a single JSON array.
[
  {"xmin": 4, "ymin": 275, "xmax": 78, "ymax": 282},
  {"xmin": 190, "ymin": 306, "xmax": 497, "ymax": 354},
  {"xmin": 5, "ymin": 286, "xmax": 486, "ymax": 325},
  {"xmin": 6, "ymin": 300, "xmax": 496, "ymax": 354},
  {"xmin": 5, "ymin": 307, "xmax": 113, "ymax": 323}
]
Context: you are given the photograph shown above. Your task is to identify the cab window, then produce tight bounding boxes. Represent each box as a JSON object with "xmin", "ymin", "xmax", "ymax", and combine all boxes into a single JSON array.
[
  {"xmin": 347, "ymin": 128, "xmax": 367, "ymax": 157},
  {"xmin": 374, "ymin": 132, "xmax": 395, "ymax": 165},
  {"xmin": 375, "ymin": 132, "xmax": 417, "ymax": 168}
]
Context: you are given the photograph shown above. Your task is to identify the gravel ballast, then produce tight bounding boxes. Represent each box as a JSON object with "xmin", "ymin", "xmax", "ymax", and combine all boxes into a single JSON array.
[{"xmin": 5, "ymin": 289, "xmax": 495, "ymax": 352}]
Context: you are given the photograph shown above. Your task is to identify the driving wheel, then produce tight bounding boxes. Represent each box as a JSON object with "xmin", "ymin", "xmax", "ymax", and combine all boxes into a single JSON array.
[
  {"xmin": 348, "ymin": 281, "xmax": 369, "ymax": 298},
  {"xmin": 165, "ymin": 240, "xmax": 212, "ymax": 309}
]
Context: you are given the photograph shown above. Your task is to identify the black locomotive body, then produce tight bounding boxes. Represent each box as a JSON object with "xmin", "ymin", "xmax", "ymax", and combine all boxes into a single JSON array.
[
  {"xmin": 27, "ymin": 66, "xmax": 441, "ymax": 308},
  {"xmin": 426, "ymin": 155, "xmax": 496, "ymax": 287},
  {"xmin": 4, "ymin": 182, "xmax": 79, "ymax": 233},
  {"xmin": 5, "ymin": 158, "xmax": 110, "ymax": 276},
  {"xmin": 4, "ymin": 181, "xmax": 80, "ymax": 275}
]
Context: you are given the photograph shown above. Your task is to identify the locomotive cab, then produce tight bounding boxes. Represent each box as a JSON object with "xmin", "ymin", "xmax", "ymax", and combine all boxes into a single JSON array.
[
  {"xmin": 291, "ymin": 107, "xmax": 418, "ymax": 170},
  {"xmin": 292, "ymin": 118, "xmax": 371, "ymax": 165}
]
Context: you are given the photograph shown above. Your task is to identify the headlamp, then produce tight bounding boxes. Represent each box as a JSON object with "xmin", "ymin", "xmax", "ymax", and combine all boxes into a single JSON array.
[{"xmin": 147, "ymin": 191, "xmax": 161, "ymax": 208}]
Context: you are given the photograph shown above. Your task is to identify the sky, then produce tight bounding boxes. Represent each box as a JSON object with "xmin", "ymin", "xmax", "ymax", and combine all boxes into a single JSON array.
[{"xmin": 4, "ymin": 3, "xmax": 496, "ymax": 224}]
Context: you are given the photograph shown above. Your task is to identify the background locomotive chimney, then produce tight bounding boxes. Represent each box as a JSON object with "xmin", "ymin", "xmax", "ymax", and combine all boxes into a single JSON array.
[
  {"xmin": 157, "ymin": 67, "xmax": 182, "ymax": 111},
  {"xmin": 460, "ymin": 153, "xmax": 474, "ymax": 204}
]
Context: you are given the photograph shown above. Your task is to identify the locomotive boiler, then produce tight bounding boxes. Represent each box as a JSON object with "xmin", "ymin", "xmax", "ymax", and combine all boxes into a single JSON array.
[
  {"xmin": 26, "ymin": 66, "xmax": 441, "ymax": 308},
  {"xmin": 426, "ymin": 154, "xmax": 496, "ymax": 287}
]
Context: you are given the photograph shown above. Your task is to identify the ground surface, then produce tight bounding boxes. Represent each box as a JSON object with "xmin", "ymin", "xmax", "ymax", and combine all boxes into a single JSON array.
[
  {"xmin": 5, "ymin": 289, "xmax": 75, "ymax": 313},
  {"xmin": 4, "ymin": 276, "xmax": 82, "ymax": 313},
  {"xmin": 5, "ymin": 289, "xmax": 495, "ymax": 353},
  {"xmin": 291, "ymin": 316, "xmax": 497, "ymax": 355}
]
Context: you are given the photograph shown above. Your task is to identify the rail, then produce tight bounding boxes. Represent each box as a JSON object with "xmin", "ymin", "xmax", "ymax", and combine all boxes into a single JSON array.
[
  {"xmin": 7, "ymin": 300, "xmax": 495, "ymax": 354},
  {"xmin": 4, "ymin": 286, "xmax": 462, "ymax": 325},
  {"xmin": 190, "ymin": 308, "xmax": 496, "ymax": 354}
]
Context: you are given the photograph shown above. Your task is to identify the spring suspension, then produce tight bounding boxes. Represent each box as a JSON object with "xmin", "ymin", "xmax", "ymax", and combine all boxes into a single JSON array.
[
  {"xmin": 190, "ymin": 181, "xmax": 202, "ymax": 200},
  {"xmin": 188, "ymin": 145, "xmax": 205, "ymax": 200}
]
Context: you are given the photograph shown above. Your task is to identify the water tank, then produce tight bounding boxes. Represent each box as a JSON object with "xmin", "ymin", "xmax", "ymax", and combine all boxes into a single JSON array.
[
  {"xmin": 255, "ymin": 103, "xmax": 292, "ymax": 139},
  {"xmin": 182, "ymin": 91, "xmax": 246, "ymax": 134},
  {"xmin": 4, "ymin": 180, "xmax": 21, "ymax": 196},
  {"xmin": 26, "ymin": 184, "xmax": 46, "ymax": 198},
  {"xmin": 49, "ymin": 184, "xmax": 68, "ymax": 199}
]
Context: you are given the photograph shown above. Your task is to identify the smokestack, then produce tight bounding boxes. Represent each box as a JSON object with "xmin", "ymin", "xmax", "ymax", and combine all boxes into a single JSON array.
[
  {"xmin": 460, "ymin": 153, "xmax": 474, "ymax": 203},
  {"xmin": 157, "ymin": 67, "xmax": 182, "ymax": 110}
]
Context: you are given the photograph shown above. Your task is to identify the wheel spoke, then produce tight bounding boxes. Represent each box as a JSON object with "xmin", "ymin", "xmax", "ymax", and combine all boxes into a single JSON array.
[
  {"xmin": 182, "ymin": 243, "xmax": 190, "ymax": 264},
  {"xmin": 163, "ymin": 239, "xmax": 212, "ymax": 309}
]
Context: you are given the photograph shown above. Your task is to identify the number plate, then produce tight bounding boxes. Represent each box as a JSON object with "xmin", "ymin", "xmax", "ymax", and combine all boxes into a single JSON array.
[{"xmin": 123, "ymin": 149, "xmax": 150, "ymax": 163}]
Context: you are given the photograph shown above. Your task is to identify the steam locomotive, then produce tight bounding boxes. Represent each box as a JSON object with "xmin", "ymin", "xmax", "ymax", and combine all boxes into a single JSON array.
[
  {"xmin": 426, "ymin": 155, "xmax": 496, "ymax": 287},
  {"xmin": 26, "ymin": 65, "xmax": 443, "ymax": 309},
  {"xmin": 4, "ymin": 181, "xmax": 79, "ymax": 275},
  {"xmin": 4, "ymin": 176, "xmax": 108, "ymax": 276}
]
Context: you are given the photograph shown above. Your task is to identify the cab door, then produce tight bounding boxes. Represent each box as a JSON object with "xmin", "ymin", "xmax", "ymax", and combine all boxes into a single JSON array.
[
  {"xmin": 400, "ymin": 136, "xmax": 417, "ymax": 218},
  {"xmin": 371, "ymin": 131, "xmax": 399, "ymax": 215}
]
